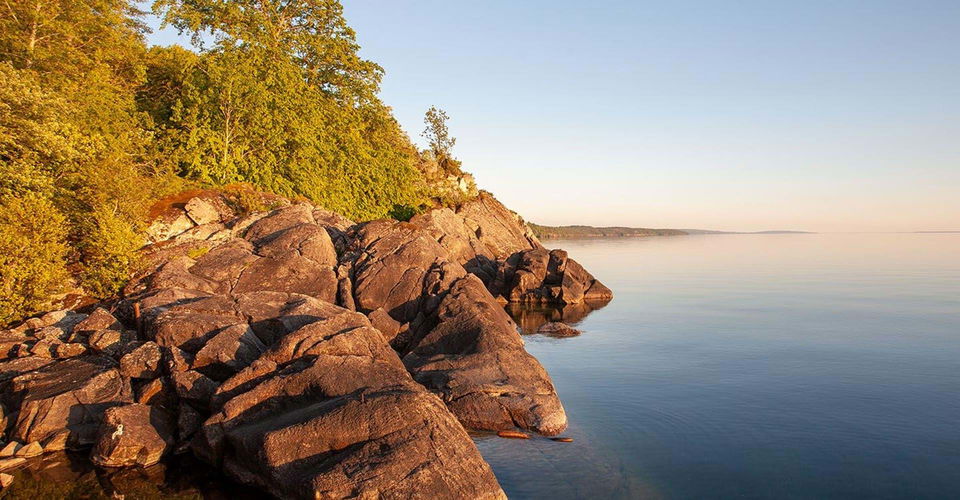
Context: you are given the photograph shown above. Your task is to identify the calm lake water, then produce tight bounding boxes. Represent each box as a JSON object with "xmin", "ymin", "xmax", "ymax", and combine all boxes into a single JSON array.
[
  {"xmin": 476, "ymin": 233, "xmax": 960, "ymax": 499},
  {"xmin": 6, "ymin": 234, "xmax": 957, "ymax": 499}
]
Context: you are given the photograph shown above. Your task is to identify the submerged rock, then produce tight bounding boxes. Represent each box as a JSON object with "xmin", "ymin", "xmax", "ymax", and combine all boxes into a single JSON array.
[
  {"xmin": 537, "ymin": 322, "xmax": 582, "ymax": 337},
  {"xmin": 505, "ymin": 301, "xmax": 608, "ymax": 334}
]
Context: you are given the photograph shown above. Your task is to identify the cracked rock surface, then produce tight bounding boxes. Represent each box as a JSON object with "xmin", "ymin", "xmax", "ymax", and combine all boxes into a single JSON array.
[{"xmin": 0, "ymin": 192, "xmax": 611, "ymax": 498}]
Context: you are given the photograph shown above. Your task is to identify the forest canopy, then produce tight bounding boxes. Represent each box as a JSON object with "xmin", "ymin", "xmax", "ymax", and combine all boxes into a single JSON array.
[{"xmin": 0, "ymin": 0, "xmax": 469, "ymax": 325}]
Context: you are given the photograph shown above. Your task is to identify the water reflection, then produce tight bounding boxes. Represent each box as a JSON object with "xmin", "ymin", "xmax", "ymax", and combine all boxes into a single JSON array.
[
  {"xmin": 472, "ymin": 429, "xmax": 660, "ymax": 499},
  {"xmin": 485, "ymin": 234, "xmax": 960, "ymax": 499},
  {"xmin": 2, "ymin": 452, "xmax": 256, "ymax": 500},
  {"xmin": 505, "ymin": 300, "xmax": 610, "ymax": 334}
]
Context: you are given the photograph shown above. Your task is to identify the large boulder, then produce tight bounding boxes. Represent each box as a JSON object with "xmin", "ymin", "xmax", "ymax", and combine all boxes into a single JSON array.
[
  {"xmin": 73, "ymin": 308, "xmax": 122, "ymax": 335},
  {"xmin": 403, "ymin": 275, "xmax": 567, "ymax": 435},
  {"xmin": 410, "ymin": 192, "xmax": 542, "ymax": 282},
  {"xmin": 490, "ymin": 248, "xmax": 613, "ymax": 305},
  {"xmin": 347, "ymin": 221, "xmax": 567, "ymax": 435},
  {"xmin": 131, "ymin": 204, "xmax": 342, "ymax": 307},
  {"xmin": 119, "ymin": 342, "xmax": 163, "ymax": 379},
  {"xmin": 90, "ymin": 403, "xmax": 175, "ymax": 467},
  {"xmin": 145, "ymin": 190, "xmax": 237, "ymax": 243},
  {"xmin": 7, "ymin": 356, "xmax": 132, "ymax": 448},
  {"xmin": 349, "ymin": 220, "xmax": 466, "ymax": 327},
  {"xmin": 192, "ymin": 301, "xmax": 505, "ymax": 499},
  {"xmin": 411, "ymin": 195, "xmax": 612, "ymax": 307},
  {"xmin": 447, "ymin": 192, "xmax": 542, "ymax": 259}
]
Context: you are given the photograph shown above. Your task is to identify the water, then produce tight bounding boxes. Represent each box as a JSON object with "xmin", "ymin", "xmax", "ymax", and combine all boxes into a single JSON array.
[
  {"xmin": 475, "ymin": 233, "xmax": 960, "ymax": 499},
  {"xmin": 6, "ymin": 234, "xmax": 957, "ymax": 499}
]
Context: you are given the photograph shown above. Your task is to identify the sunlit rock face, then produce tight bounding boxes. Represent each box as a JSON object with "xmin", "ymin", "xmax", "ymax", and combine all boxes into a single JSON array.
[
  {"xmin": 345, "ymin": 220, "xmax": 568, "ymax": 435},
  {"xmin": 409, "ymin": 193, "xmax": 613, "ymax": 308},
  {"xmin": 410, "ymin": 191, "xmax": 542, "ymax": 284},
  {"xmin": 1, "ymin": 190, "xmax": 614, "ymax": 498},
  {"xmin": 489, "ymin": 248, "xmax": 613, "ymax": 305}
]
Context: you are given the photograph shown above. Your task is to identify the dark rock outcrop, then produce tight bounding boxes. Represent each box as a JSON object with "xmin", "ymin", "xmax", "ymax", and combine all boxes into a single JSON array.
[
  {"xmin": 536, "ymin": 322, "xmax": 582, "ymax": 337},
  {"xmin": 90, "ymin": 403, "xmax": 175, "ymax": 467},
  {"xmin": 7, "ymin": 356, "xmax": 132, "ymax": 449},
  {"xmin": 130, "ymin": 205, "xmax": 342, "ymax": 307},
  {"xmin": 119, "ymin": 342, "xmax": 162, "ymax": 379},
  {"xmin": 410, "ymin": 192, "xmax": 541, "ymax": 283},
  {"xmin": 0, "ymin": 190, "xmax": 611, "ymax": 498},
  {"xmin": 192, "ymin": 303, "xmax": 504, "ymax": 499},
  {"xmin": 347, "ymin": 221, "xmax": 567, "ymax": 435},
  {"xmin": 74, "ymin": 308, "xmax": 122, "ymax": 335},
  {"xmin": 409, "ymin": 194, "xmax": 612, "ymax": 308},
  {"xmin": 490, "ymin": 248, "xmax": 613, "ymax": 305},
  {"xmin": 403, "ymin": 275, "xmax": 567, "ymax": 435}
]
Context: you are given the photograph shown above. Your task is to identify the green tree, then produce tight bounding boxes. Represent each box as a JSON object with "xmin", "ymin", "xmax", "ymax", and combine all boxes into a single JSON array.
[
  {"xmin": 0, "ymin": 0, "xmax": 153, "ymax": 308},
  {"xmin": 0, "ymin": 0, "xmax": 457, "ymax": 325},
  {"xmin": 422, "ymin": 106, "xmax": 461, "ymax": 175},
  {"xmin": 152, "ymin": 0, "xmax": 424, "ymax": 220}
]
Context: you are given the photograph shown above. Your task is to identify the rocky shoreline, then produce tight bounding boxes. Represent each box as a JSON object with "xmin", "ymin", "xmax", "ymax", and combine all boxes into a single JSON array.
[{"xmin": 0, "ymin": 192, "xmax": 611, "ymax": 498}]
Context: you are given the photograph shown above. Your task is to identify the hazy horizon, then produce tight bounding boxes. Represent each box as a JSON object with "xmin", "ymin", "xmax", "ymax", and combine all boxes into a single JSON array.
[{"xmin": 144, "ymin": 1, "xmax": 960, "ymax": 233}]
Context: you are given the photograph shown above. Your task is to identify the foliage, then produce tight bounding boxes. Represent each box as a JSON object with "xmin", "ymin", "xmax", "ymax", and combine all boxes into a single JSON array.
[
  {"xmin": 0, "ymin": 0, "xmax": 157, "ymax": 321},
  {"xmin": 388, "ymin": 204, "xmax": 422, "ymax": 222},
  {"xmin": 0, "ymin": 0, "xmax": 479, "ymax": 325},
  {"xmin": 223, "ymin": 183, "xmax": 268, "ymax": 216},
  {"xmin": 422, "ymin": 106, "xmax": 461, "ymax": 175},
  {"xmin": 186, "ymin": 246, "xmax": 210, "ymax": 260},
  {"xmin": 0, "ymin": 193, "xmax": 70, "ymax": 326},
  {"xmin": 528, "ymin": 223, "xmax": 688, "ymax": 239},
  {"xmin": 76, "ymin": 205, "xmax": 144, "ymax": 298},
  {"xmin": 152, "ymin": 0, "xmax": 425, "ymax": 220}
]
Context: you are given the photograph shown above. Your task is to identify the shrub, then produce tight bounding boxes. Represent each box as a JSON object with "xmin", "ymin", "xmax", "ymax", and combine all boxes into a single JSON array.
[
  {"xmin": 223, "ymin": 183, "xmax": 268, "ymax": 216},
  {"xmin": 0, "ymin": 193, "xmax": 71, "ymax": 326},
  {"xmin": 388, "ymin": 204, "xmax": 421, "ymax": 222},
  {"xmin": 76, "ymin": 205, "xmax": 144, "ymax": 298}
]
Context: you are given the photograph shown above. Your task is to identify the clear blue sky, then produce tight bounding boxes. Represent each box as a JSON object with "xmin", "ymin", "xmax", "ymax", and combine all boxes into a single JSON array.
[{"xmin": 143, "ymin": 1, "xmax": 960, "ymax": 232}]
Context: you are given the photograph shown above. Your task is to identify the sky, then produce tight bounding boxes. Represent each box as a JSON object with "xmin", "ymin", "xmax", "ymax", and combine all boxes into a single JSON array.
[{"xmin": 142, "ymin": 1, "xmax": 960, "ymax": 232}]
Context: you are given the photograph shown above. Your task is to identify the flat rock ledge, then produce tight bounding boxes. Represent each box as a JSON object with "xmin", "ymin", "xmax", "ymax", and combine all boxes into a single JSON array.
[{"xmin": 1, "ymin": 192, "xmax": 611, "ymax": 498}]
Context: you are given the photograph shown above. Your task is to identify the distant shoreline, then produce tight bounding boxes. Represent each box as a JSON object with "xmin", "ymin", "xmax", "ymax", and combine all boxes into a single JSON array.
[
  {"xmin": 531, "ymin": 223, "xmax": 814, "ymax": 239},
  {"xmin": 528, "ymin": 223, "xmax": 686, "ymax": 239}
]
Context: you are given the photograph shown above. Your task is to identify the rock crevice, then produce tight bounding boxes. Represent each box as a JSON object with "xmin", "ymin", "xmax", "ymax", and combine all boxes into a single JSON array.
[{"xmin": 0, "ymin": 191, "xmax": 611, "ymax": 498}]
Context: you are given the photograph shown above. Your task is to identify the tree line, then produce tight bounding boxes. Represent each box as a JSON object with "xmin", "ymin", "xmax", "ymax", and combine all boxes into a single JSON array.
[{"xmin": 0, "ymin": 0, "xmax": 463, "ymax": 325}]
